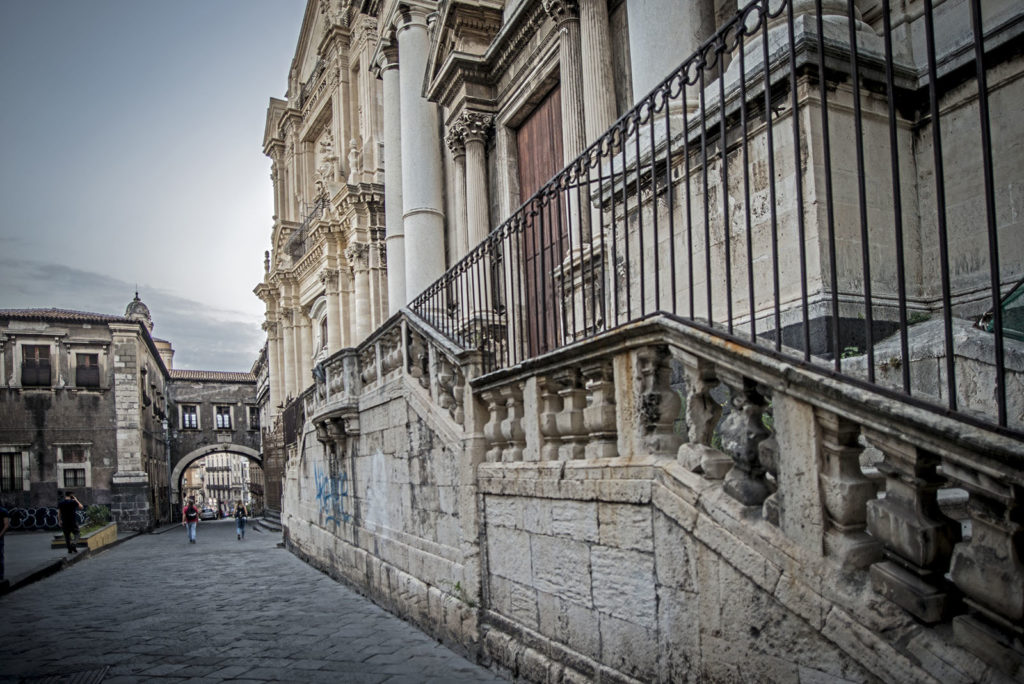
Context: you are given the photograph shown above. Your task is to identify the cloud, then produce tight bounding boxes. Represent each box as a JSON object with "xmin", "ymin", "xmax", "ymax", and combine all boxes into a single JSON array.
[{"xmin": 0, "ymin": 258, "xmax": 263, "ymax": 372}]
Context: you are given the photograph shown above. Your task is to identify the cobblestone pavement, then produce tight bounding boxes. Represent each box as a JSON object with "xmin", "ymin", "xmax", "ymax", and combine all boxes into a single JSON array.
[{"xmin": 0, "ymin": 519, "xmax": 505, "ymax": 683}]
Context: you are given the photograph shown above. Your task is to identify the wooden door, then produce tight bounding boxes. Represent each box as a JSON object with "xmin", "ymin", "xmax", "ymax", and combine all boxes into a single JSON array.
[{"xmin": 516, "ymin": 86, "xmax": 565, "ymax": 356}]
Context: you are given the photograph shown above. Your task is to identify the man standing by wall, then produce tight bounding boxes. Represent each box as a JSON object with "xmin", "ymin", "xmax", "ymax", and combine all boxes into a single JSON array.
[{"xmin": 57, "ymin": 491, "xmax": 83, "ymax": 554}]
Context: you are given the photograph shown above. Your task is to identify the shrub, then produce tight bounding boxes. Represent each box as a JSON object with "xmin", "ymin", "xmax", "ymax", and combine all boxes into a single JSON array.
[{"xmin": 87, "ymin": 504, "xmax": 111, "ymax": 526}]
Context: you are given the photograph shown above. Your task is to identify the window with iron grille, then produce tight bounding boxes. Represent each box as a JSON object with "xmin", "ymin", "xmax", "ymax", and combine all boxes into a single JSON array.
[
  {"xmin": 21, "ymin": 345, "xmax": 51, "ymax": 387},
  {"xmin": 63, "ymin": 468, "xmax": 86, "ymax": 488},
  {"xmin": 76, "ymin": 353, "xmax": 100, "ymax": 387},
  {"xmin": 215, "ymin": 406, "xmax": 232, "ymax": 430},
  {"xmin": 1, "ymin": 453, "xmax": 23, "ymax": 492},
  {"xmin": 181, "ymin": 405, "xmax": 198, "ymax": 430},
  {"xmin": 248, "ymin": 406, "xmax": 260, "ymax": 431}
]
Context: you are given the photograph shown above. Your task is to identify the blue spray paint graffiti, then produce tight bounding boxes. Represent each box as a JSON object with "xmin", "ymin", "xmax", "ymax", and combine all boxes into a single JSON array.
[{"xmin": 314, "ymin": 463, "xmax": 350, "ymax": 525}]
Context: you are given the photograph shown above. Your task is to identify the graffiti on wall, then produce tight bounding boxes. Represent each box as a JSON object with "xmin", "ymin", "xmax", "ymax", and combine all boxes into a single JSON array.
[
  {"xmin": 4, "ymin": 507, "xmax": 89, "ymax": 531},
  {"xmin": 314, "ymin": 463, "xmax": 350, "ymax": 526}
]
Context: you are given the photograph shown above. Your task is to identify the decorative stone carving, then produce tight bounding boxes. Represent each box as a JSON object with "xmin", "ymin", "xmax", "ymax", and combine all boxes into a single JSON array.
[
  {"xmin": 347, "ymin": 138, "xmax": 361, "ymax": 184},
  {"xmin": 582, "ymin": 361, "xmax": 616, "ymax": 459},
  {"xmin": 407, "ymin": 328, "xmax": 429, "ymax": 389},
  {"xmin": 816, "ymin": 409, "xmax": 881, "ymax": 568},
  {"xmin": 434, "ymin": 353, "xmax": 465, "ymax": 425},
  {"xmin": 359, "ymin": 345, "xmax": 377, "ymax": 385},
  {"xmin": 542, "ymin": 0, "xmax": 580, "ymax": 24},
  {"xmin": 719, "ymin": 372, "xmax": 772, "ymax": 506},
  {"xmin": 675, "ymin": 352, "xmax": 730, "ymax": 478},
  {"xmin": 459, "ymin": 111, "xmax": 494, "ymax": 144},
  {"xmin": 864, "ymin": 429, "xmax": 961, "ymax": 623},
  {"xmin": 380, "ymin": 326, "xmax": 402, "ymax": 375},
  {"xmin": 636, "ymin": 346, "xmax": 682, "ymax": 458},
  {"xmin": 538, "ymin": 376, "xmax": 562, "ymax": 461},
  {"xmin": 345, "ymin": 241, "xmax": 370, "ymax": 272},
  {"xmin": 445, "ymin": 123, "xmax": 466, "ymax": 156}
]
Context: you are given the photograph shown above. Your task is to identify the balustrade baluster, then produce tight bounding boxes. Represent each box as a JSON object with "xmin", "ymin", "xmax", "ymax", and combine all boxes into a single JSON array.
[
  {"xmin": 944, "ymin": 461, "xmax": 1024, "ymax": 669},
  {"xmin": 864, "ymin": 429, "xmax": 960, "ymax": 623},
  {"xmin": 481, "ymin": 389, "xmax": 507, "ymax": 463},
  {"xmin": 675, "ymin": 352, "xmax": 730, "ymax": 478},
  {"xmin": 816, "ymin": 409, "xmax": 881, "ymax": 568},
  {"xmin": 636, "ymin": 346, "xmax": 682, "ymax": 458},
  {"xmin": 719, "ymin": 372, "xmax": 771, "ymax": 506},
  {"xmin": 538, "ymin": 376, "xmax": 563, "ymax": 461},
  {"xmin": 500, "ymin": 383, "xmax": 526, "ymax": 462},
  {"xmin": 582, "ymin": 362, "xmax": 617, "ymax": 459},
  {"xmin": 555, "ymin": 369, "xmax": 587, "ymax": 460}
]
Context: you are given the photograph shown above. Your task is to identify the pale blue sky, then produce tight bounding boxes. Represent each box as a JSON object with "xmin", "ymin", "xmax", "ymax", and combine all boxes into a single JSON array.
[{"xmin": 0, "ymin": 0, "xmax": 306, "ymax": 371}]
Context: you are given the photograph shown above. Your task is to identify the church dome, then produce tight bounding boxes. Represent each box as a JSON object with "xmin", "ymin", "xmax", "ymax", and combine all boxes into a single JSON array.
[{"xmin": 125, "ymin": 292, "xmax": 154, "ymax": 331}]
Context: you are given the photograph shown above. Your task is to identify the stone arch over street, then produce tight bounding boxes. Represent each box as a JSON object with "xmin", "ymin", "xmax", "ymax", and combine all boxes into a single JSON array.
[{"xmin": 170, "ymin": 443, "xmax": 262, "ymax": 507}]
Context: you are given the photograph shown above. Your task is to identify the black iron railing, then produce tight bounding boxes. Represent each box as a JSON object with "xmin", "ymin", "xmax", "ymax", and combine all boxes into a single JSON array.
[
  {"xmin": 410, "ymin": 0, "xmax": 1021, "ymax": 435},
  {"xmin": 284, "ymin": 195, "xmax": 329, "ymax": 260}
]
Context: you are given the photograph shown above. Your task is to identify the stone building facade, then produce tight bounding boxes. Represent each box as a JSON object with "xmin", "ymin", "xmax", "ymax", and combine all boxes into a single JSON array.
[
  {"xmin": 260, "ymin": 0, "xmax": 1023, "ymax": 681},
  {"xmin": 0, "ymin": 298, "xmax": 173, "ymax": 530}
]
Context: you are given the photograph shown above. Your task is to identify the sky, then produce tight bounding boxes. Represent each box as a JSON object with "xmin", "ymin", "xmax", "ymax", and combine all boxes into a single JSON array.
[{"xmin": 0, "ymin": 0, "xmax": 307, "ymax": 372}]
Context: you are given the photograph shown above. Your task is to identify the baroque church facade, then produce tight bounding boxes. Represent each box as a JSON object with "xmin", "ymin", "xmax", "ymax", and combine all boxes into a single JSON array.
[{"xmin": 255, "ymin": 0, "xmax": 1023, "ymax": 681}]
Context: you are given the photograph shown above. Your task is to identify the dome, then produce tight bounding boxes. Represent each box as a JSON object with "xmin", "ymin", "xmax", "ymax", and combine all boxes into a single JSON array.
[{"xmin": 125, "ymin": 292, "xmax": 154, "ymax": 331}]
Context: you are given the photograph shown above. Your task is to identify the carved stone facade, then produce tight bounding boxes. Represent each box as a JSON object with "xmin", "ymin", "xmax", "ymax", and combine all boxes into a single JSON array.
[{"xmin": 262, "ymin": 0, "xmax": 1024, "ymax": 681}]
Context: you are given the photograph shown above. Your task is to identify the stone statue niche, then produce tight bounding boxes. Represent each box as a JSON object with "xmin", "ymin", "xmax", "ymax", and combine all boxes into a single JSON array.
[{"xmin": 314, "ymin": 130, "xmax": 339, "ymax": 197}]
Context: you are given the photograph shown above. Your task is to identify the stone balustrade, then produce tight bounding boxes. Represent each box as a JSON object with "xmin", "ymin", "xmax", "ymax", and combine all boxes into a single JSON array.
[{"xmin": 473, "ymin": 313, "xmax": 1023, "ymax": 675}]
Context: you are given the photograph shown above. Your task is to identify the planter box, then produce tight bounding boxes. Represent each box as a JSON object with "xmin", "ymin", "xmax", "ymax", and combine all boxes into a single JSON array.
[{"xmin": 51, "ymin": 522, "xmax": 117, "ymax": 551}]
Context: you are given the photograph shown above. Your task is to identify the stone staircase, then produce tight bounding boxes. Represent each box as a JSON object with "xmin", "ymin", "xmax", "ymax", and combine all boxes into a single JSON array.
[{"xmin": 255, "ymin": 508, "xmax": 282, "ymax": 533}]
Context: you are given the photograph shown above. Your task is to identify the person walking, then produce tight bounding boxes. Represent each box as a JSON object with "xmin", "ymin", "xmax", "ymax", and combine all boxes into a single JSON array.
[
  {"xmin": 182, "ymin": 497, "xmax": 200, "ymax": 544},
  {"xmin": 234, "ymin": 500, "xmax": 248, "ymax": 540},
  {"xmin": 57, "ymin": 491, "xmax": 83, "ymax": 554}
]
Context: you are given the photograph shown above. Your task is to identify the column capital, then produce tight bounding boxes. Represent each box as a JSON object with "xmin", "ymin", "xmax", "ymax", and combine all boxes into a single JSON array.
[
  {"xmin": 445, "ymin": 122, "xmax": 466, "ymax": 156},
  {"xmin": 395, "ymin": 3, "xmax": 432, "ymax": 33},
  {"xmin": 374, "ymin": 40, "xmax": 400, "ymax": 76},
  {"xmin": 345, "ymin": 241, "xmax": 370, "ymax": 272},
  {"xmin": 543, "ymin": 0, "xmax": 580, "ymax": 25},
  {"xmin": 459, "ymin": 110, "xmax": 494, "ymax": 144},
  {"xmin": 320, "ymin": 268, "xmax": 341, "ymax": 293}
]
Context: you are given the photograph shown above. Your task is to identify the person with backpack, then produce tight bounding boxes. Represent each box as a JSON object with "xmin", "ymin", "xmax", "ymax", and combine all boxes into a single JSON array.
[
  {"xmin": 57, "ymin": 491, "xmax": 84, "ymax": 554},
  {"xmin": 234, "ymin": 500, "xmax": 248, "ymax": 540},
  {"xmin": 182, "ymin": 497, "xmax": 200, "ymax": 544}
]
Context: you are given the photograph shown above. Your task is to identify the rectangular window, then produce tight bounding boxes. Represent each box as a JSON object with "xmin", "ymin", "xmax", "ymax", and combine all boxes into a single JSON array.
[
  {"xmin": 215, "ymin": 406, "xmax": 232, "ymax": 430},
  {"xmin": 320, "ymin": 317, "xmax": 329, "ymax": 349},
  {"xmin": 63, "ymin": 468, "xmax": 86, "ymax": 488},
  {"xmin": 248, "ymin": 406, "xmax": 260, "ymax": 431},
  {"xmin": 76, "ymin": 353, "xmax": 100, "ymax": 387},
  {"xmin": 182, "ymin": 405, "xmax": 198, "ymax": 429},
  {"xmin": 1, "ymin": 453, "xmax": 23, "ymax": 492},
  {"xmin": 21, "ymin": 345, "xmax": 51, "ymax": 387}
]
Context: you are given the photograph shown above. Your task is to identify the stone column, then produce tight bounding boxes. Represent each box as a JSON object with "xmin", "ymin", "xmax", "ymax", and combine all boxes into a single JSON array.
[
  {"xmin": 543, "ymin": 0, "xmax": 586, "ymax": 165},
  {"xmin": 625, "ymin": 0, "xmax": 715, "ymax": 103},
  {"xmin": 446, "ymin": 123, "xmax": 469, "ymax": 259},
  {"xmin": 347, "ymin": 242, "xmax": 372, "ymax": 343},
  {"xmin": 298, "ymin": 313, "xmax": 313, "ymax": 392},
  {"xmin": 323, "ymin": 269, "xmax": 342, "ymax": 355},
  {"xmin": 579, "ymin": 0, "xmax": 616, "ymax": 143},
  {"xmin": 280, "ymin": 308, "xmax": 296, "ymax": 400},
  {"xmin": 264, "ymin": 320, "xmax": 281, "ymax": 412},
  {"xmin": 396, "ymin": 6, "xmax": 446, "ymax": 300},
  {"xmin": 463, "ymin": 111, "xmax": 493, "ymax": 248},
  {"xmin": 289, "ymin": 308, "xmax": 304, "ymax": 396},
  {"xmin": 377, "ymin": 42, "xmax": 406, "ymax": 313}
]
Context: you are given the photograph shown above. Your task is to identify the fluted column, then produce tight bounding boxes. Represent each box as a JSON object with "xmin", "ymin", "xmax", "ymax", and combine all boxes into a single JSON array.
[
  {"xmin": 264, "ymin": 320, "xmax": 281, "ymax": 412},
  {"xmin": 446, "ymin": 124, "xmax": 469, "ymax": 259},
  {"xmin": 544, "ymin": 0, "xmax": 588, "ymax": 251},
  {"xmin": 347, "ymin": 242, "xmax": 372, "ymax": 343},
  {"xmin": 396, "ymin": 6, "xmax": 446, "ymax": 300},
  {"xmin": 323, "ymin": 269, "xmax": 342, "ymax": 355},
  {"xmin": 298, "ymin": 313, "xmax": 313, "ymax": 392},
  {"xmin": 463, "ymin": 112, "xmax": 493, "ymax": 247},
  {"xmin": 579, "ymin": 0, "xmax": 616, "ymax": 143},
  {"xmin": 281, "ymin": 308, "xmax": 296, "ymax": 399},
  {"xmin": 376, "ymin": 42, "xmax": 406, "ymax": 313}
]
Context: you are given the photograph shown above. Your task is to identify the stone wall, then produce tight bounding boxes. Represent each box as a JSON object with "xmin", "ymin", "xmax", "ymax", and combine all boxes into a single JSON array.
[{"xmin": 280, "ymin": 312, "xmax": 1021, "ymax": 682}]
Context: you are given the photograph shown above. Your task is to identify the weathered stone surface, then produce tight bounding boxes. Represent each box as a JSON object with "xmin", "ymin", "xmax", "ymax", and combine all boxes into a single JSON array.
[
  {"xmin": 591, "ymin": 546, "xmax": 656, "ymax": 624},
  {"xmin": 487, "ymin": 526, "xmax": 533, "ymax": 585},
  {"xmin": 537, "ymin": 589, "xmax": 601, "ymax": 661},
  {"xmin": 598, "ymin": 502, "xmax": 653, "ymax": 552},
  {"xmin": 531, "ymin": 534, "xmax": 592, "ymax": 605}
]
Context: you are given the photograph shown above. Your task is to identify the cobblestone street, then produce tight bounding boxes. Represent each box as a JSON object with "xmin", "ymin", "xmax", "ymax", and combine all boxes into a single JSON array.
[{"xmin": 0, "ymin": 520, "xmax": 504, "ymax": 683}]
